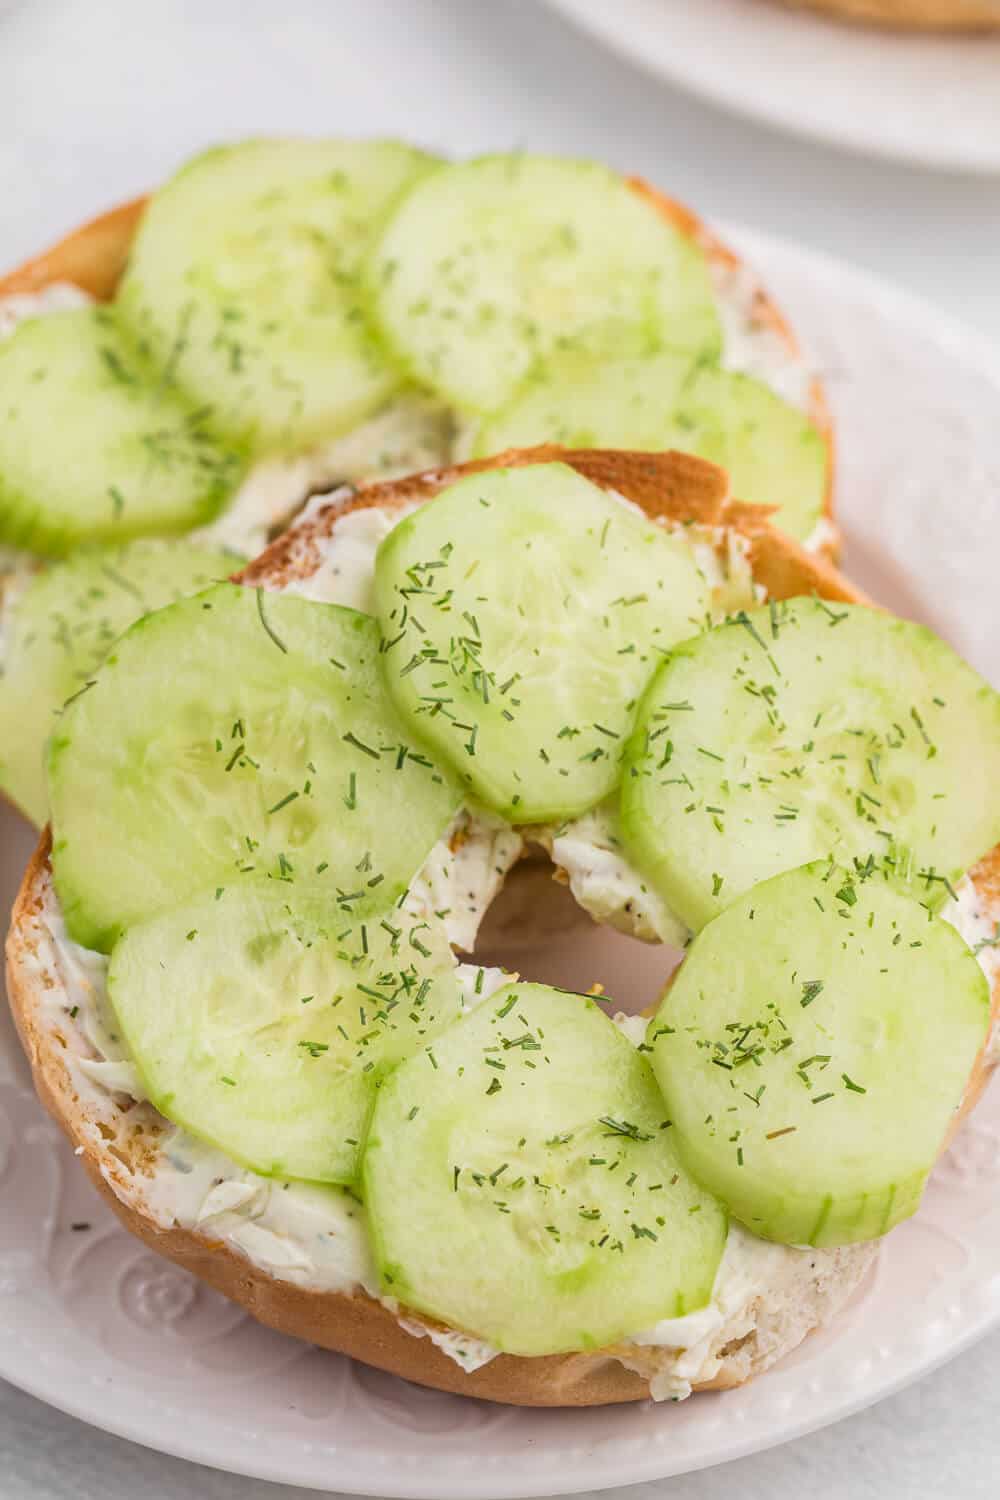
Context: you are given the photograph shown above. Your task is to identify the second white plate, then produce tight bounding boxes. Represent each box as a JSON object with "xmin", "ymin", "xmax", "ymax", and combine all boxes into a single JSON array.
[
  {"xmin": 547, "ymin": 0, "xmax": 1000, "ymax": 173},
  {"xmin": 2, "ymin": 225, "xmax": 1000, "ymax": 1495}
]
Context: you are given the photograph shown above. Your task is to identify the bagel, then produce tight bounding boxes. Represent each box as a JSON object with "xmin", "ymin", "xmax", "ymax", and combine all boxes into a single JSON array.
[
  {"xmin": 7, "ymin": 445, "xmax": 998, "ymax": 1406},
  {"xmin": 0, "ymin": 172, "xmax": 835, "ymax": 559},
  {"xmin": 778, "ymin": 0, "xmax": 1000, "ymax": 28}
]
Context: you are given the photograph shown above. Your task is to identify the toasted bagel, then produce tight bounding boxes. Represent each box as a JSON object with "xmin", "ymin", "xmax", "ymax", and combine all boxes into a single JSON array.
[{"xmin": 7, "ymin": 446, "xmax": 997, "ymax": 1406}]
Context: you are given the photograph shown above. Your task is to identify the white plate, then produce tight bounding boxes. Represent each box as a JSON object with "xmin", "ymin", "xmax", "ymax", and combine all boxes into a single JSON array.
[
  {"xmin": 546, "ymin": 0, "xmax": 1000, "ymax": 173},
  {"xmin": 3, "ymin": 227, "xmax": 1000, "ymax": 1496}
]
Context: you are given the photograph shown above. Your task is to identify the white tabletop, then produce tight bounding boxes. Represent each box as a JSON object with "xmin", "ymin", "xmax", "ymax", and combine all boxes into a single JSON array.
[{"xmin": 2, "ymin": 1, "xmax": 1000, "ymax": 1495}]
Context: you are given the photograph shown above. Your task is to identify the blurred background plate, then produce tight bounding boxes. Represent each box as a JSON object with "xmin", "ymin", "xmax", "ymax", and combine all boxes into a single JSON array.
[
  {"xmin": 2, "ymin": 225, "xmax": 1000, "ymax": 1495},
  {"xmin": 546, "ymin": 0, "xmax": 1000, "ymax": 172}
]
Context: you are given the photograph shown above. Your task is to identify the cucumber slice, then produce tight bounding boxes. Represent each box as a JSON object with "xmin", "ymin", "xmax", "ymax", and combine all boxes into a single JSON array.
[
  {"xmin": 119, "ymin": 139, "xmax": 437, "ymax": 455},
  {"xmin": 363, "ymin": 983, "xmax": 726, "ymax": 1356},
  {"xmin": 692, "ymin": 369, "xmax": 825, "ymax": 543},
  {"xmin": 0, "ymin": 308, "xmax": 245, "ymax": 555},
  {"xmin": 621, "ymin": 599, "xmax": 1000, "ymax": 932},
  {"xmin": 649, "ymin": 862, "xmax": 990, "ymax": 1246},
  {"xmin": 48, "ymin": 582, "xmax": 461, "ymax": 951},
  {"xmin": 473, "ymin": 354, "xmax": 826, "ymax": 543},
  {"xmin": 0, "ymin": 540, "xmax": 240, "ymax": 826},
  {"xmin": 374, "ymin": 462, "xmax": 711, "ymax": 822},
  {"xmin": 368, "ymin": 154, "xmax": 721, "ymax": 414},
  {"xmin": 108, "ymin": 883, "xmax": 461, "ymax": 1184}
]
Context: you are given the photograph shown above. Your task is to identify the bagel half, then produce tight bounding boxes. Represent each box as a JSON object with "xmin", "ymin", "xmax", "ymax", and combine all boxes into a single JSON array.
[
  {"xmin": 778, "ymin": 0, "xmax": 1000, "ymax": 29},
  {"xmin": 0, "ymin": 176, "xmax": 836, "ymax": 554},
  {"xmin": 7, "ymin": 446, "xmax": 998, "ymax": 1406}
]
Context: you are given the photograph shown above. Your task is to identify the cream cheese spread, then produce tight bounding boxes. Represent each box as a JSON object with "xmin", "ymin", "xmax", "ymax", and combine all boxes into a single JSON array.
[
  {"xmin": 197, "ymin": 397, "xmax": 451, "ymax": 558},
  {"xmin": 407, "ymin": 808, "xmax": 526, "ymax": 953},
  {"xmin": 802, "ymin": 515, "xmax": 838, "ymax": 558},
  {"xmin": 943, "ymin": 873, "xmax": 1000, "ymax": 1059},
  {"xmin": 610, "ymin": 1011, "xmax": 650, "ymax": 1048},
  {"xmin": 614, "ymin": 1223, "xmax": 874, "ymax": 1401},
  {"xmin": 395, "ymin": 1316, "xmax": 498, "ymax": 1375},
  {"xmin": 0, "ymin": 281, "xmax": 93, "ymax": 339},
  {"xmin": 280, "ymin": 500, "xmax": 418, "ymax": 613},
  {"xmin": 709, "ymin": 256, "xmax": 815, "ymax": 413},
  {"xmin": 539, "ymin": 802, "xmax": 686, "ymax": 947}
]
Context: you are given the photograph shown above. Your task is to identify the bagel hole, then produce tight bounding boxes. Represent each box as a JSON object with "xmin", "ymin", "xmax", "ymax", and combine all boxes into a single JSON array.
[{"xmin": 467, "ymin": 855, "xmax": 683, "ymax": 1016}]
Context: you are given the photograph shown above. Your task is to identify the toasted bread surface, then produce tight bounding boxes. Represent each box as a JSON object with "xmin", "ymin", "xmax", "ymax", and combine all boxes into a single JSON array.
[
  {"xmin": 0, "ymin": 199, "xmax": 147, "ymax": 301},
  {"xmin": 6, "ymin": 444, "xmax": 996, "ymax": 1405},
  {"xmin": 240, "ymin": 444, "xmax": 852, "ymax": 601}
]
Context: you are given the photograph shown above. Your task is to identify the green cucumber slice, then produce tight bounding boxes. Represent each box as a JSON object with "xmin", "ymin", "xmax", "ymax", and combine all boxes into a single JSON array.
[
  {"xmin": 0, "ymin": 308, "xmax": 245, "ymax": 555},
  {"xmin": 118, "ymin": 139, "xmax": 437, "ymax": 455},
  {"xmin": 473, "ymin": 354, "xmax": 826, "ymax": 543},
  {"xmin": 368, "ymin": 154, "xmax": 721, "ymax": 414},
  {"xmin": 0, "ymin": 540, "xmax": 240, "ymax": 827},
  {"xmin": 48, "ymin": 582, "xmax": 461, "ymax": 951},
  {"xmin": 691, "ymin": 369, "xmax": 825, "ymax": 543},
  {"xmin": 363, "ymin": 983, "xmax": 726, "ymax": 1356},
  {"xmin": 374, "ymin": 462, "xmax": 711, "ymax": 823},
  {"xmin": 649, "ymin": 862, "xmax": 990, "ymax": 1246},
  {"xmin": 621, "ymin": 599, "xmax": 1000, "ymax": 932},
  {"xmin": 108, "ymin": 884, "xmax": 461, "ymax": 1184}
]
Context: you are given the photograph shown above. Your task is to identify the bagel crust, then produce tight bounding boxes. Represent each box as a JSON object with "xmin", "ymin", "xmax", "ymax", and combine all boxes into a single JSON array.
[
  {"xmin": 0, "ymin": 173, "xmax": 835, "ymax": 551},
  {"xmin": 6, "ymin": 444, "xmax": 998, "ymax": 1406},
  {"xmin": 0, "ymin": 199, "xmax": 146, "ymax": 302},
  {"xmin": 779, "ymin": 0, "xmax": 1000, "ymax": 29}
]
